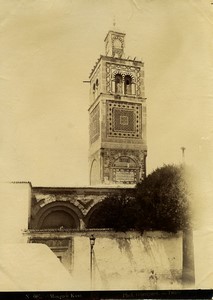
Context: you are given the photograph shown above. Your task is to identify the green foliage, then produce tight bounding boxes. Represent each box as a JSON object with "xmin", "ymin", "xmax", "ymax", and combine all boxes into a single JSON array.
[{"xmin": 88, "ymin": 164, "xmax": 191, "ymax": 232}]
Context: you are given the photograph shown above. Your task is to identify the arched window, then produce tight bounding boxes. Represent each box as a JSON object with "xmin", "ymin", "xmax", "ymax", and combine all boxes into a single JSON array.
[
  {"xmin": 96, "ymin": 79, "xmax": 99, "ymax": 89},
  {"xmin": 124, "ymin": 75, "xmax": 132, "ymax": 95},
  {"xmin": 115, "ymin": 74, "xmax": 122, "ymax": 94}
]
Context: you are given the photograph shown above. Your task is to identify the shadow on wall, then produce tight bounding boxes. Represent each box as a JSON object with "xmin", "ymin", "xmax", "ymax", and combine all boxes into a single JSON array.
[
  {"xmin": 74, "ymin": 231, "xmax": 184, "ymax": 290},
  {"xmin": 93, "ymin": 252, "xmax": 110, "ymax": 290}
]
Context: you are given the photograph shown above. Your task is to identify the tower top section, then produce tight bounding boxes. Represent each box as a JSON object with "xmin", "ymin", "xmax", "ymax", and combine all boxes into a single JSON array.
[{"xmin": 104, "ymin": 30, "xmax": 126, "ymax": 58}]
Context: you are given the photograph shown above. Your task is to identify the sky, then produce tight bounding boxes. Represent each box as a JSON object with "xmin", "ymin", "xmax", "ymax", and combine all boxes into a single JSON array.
[{"xmin": 0, "ymin": 0, "xmax": 212, "ymax": 187}]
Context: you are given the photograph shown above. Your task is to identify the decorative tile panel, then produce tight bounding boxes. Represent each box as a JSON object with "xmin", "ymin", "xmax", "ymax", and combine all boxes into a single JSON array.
[
  {"xmin": 107, "ymin": 100, "xmax": 142, "ymax": 138},
  {"xmin": 102, "ymin": 148, "xmax": 146, "ymax": 184},
  {"xmin": 112, "ymin": 168, "xmax": 137, "ymax": 184},
  {"xmin": 90, "ymin": 104, "xmax": 100, "ymax": 144}
]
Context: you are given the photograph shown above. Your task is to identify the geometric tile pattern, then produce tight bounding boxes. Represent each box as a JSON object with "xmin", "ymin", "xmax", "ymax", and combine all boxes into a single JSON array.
[
  {"xmin": 90, "ymin": 104, "xmax": 100, "ymax": 144},
  {"xmin": 107, "ymin": 100, "xmax": 142, "ymax": 138}
]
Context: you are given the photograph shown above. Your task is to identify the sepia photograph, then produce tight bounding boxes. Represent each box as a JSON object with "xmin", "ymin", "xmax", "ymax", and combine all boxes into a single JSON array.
[{"xmin": 0, "ymin": 0, "xmax": 212, "ymax": 297}]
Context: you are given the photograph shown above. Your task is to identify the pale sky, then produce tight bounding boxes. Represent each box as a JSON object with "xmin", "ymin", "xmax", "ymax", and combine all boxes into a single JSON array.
[{"xmin": 0, "ymin": 0, "xmax": 212, "ymax": 187}]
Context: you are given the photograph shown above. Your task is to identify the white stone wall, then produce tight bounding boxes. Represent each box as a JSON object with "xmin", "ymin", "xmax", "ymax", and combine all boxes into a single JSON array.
[
  {"xmin": 0, "ymin": 182, "xmax": 31, "ymax": 243},
  {"xmin": 69, "ymin": 230, "xmax": 182, "ymax": 290},
  {"xmin": 0, "ymin": 182, "xmax": 183, "ymax": 290}
]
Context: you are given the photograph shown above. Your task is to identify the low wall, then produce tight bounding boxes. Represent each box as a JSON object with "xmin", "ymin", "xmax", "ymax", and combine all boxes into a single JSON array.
[
  {"xmin": 29, "ymin": 229, "xmax": 183, "ymax": 290},
  {"xmin": 0, "ymin": 182, "xmax": 183, "ymax": 290}
]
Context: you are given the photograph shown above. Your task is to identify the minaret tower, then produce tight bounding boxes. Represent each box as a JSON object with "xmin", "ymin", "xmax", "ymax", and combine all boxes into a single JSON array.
[{"xmin": 88, "ymin": 29, "xmax": 147, "ymax": 185}]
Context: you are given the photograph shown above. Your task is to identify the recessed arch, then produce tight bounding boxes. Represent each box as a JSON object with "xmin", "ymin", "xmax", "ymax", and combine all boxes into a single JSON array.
[
  {"xmin": 112, "ymin": 156, "xmax": 137, "ymax": 168},
  {"xmin": 111, "ymin": 72, "xmax": 135, "ymax": 95},
  {"xmin": 90, "ymin": 159, "xmax": 99, "ymax": 185},
  {"xmin": 85, "ymin": 202, "xmax": 103, "ymax": 228},
  {"xmin": 92, "ymin": 83, "xmax": 96, "ymax": 100},
  {"xmin": 115, "ymin": 73, "xmax": 122, "ymax": 94},
  {"xmin": 113, "ymin": 37, "xmax": 123, "ymax": 49},
  {"xmin": 40, "ymin": 210, "xmax": 76, "ymax": 229},
  {"xmin": 124, "ymin": 75, "xmax": 132, "ymax": 95},
  {"xmin": 33, "ymin": 201, "xmax": 83, "ymax": 230}
]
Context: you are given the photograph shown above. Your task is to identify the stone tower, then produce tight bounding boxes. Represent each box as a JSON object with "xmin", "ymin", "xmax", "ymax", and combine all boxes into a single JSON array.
[{"xmin": 89, "ymin": 30, "xmax": 147, "ymax": 185}]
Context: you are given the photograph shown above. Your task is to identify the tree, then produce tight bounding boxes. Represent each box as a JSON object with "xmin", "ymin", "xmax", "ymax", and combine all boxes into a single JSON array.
[
  {"xmin": 87, "ymin": 164, "xmax": 191, "ymax": 233},
  {"xmin": 136, "ymin": 164, "xmax": 191, "ymax": 232},
  {"xmin": 87, "ymin": 193, "xmax": 138, "ymax": 231}
]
